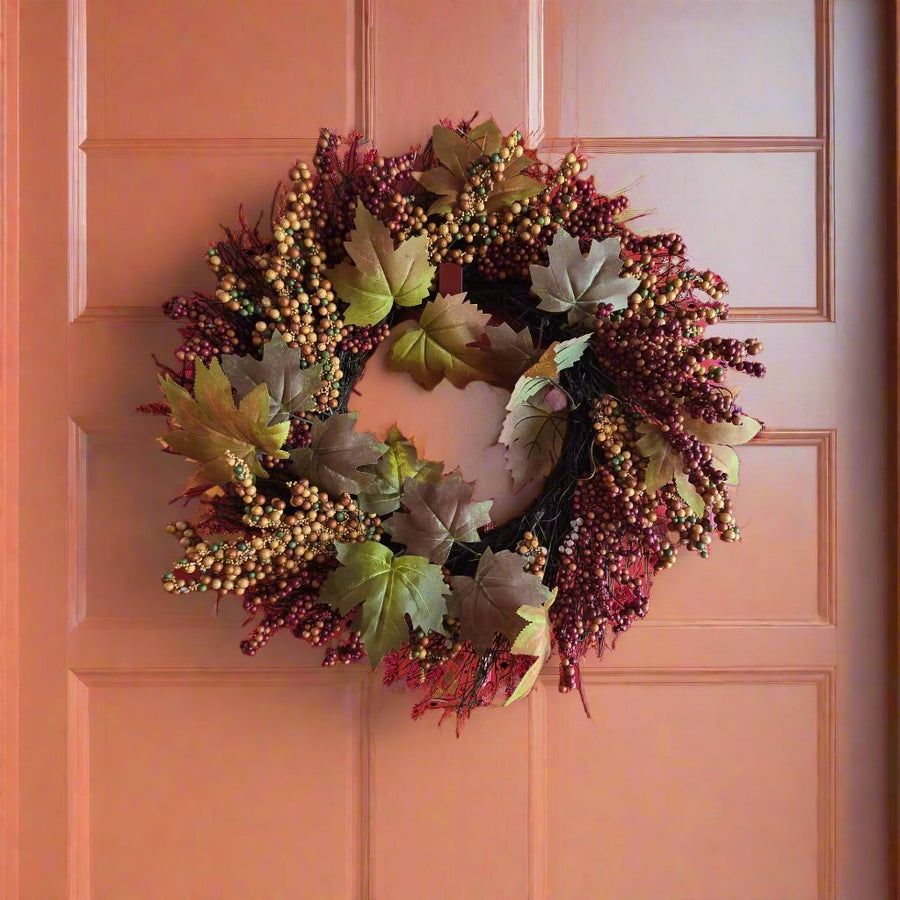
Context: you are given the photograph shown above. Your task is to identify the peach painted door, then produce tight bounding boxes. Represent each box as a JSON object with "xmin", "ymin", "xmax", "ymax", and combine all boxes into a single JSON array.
[{"xmin": 12, "ymin": 0, "xmax": 892, "ymax": 898}]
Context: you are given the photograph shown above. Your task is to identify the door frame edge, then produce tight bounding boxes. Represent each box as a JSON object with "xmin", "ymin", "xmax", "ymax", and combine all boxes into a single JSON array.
[{"xmin": 1, "ymin": 0, "xmax": 21, "ymax": 896}]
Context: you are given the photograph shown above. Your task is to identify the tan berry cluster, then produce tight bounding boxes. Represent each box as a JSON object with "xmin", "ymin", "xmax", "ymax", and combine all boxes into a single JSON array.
[{"xmin": 162, "ymin": 457, "xmax": 380, "ymax": 596}]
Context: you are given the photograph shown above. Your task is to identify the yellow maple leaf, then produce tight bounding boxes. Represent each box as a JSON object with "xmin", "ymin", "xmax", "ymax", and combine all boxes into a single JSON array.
[
  {"xmin": 389, "ymin": 292, "xmax": 495, "ymax": 390},
  {"xmin": 159, "ymin": 358, "xmax": 289, "ymax": 490},
  {"xmin": 326, "ymin": 205, "xmax": 435, "ymax": 326},
  {"xmin": 636, "ymin": 414, "xmax": 761, "ymax": 516},
  {"xmin": 506, "ymin": 591, "xmax": 557, "ymax": 706},
  {"xmin": 414, "ymin": 120, "xmax": 544, "ymax": 215}
]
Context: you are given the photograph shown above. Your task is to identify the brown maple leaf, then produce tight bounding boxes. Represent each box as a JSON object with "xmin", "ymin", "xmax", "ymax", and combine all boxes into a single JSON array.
[
  {"xmin": 448, "ymin": 549, "xmax": 553, "ymax": 649},
  {"xmin": 481, "ymin": 321, "xmax": 542, "ymax": 384},
  {"xmin": 288, "ymin": 412, "xmax": 387, "ymax": 497},
  {"xmin": 382, "ymin": 470, "xmax": 492, "ymax": 564},
  {"xmin": 221, "ymin": 331, "xmax": 323, "ymax": 424}
]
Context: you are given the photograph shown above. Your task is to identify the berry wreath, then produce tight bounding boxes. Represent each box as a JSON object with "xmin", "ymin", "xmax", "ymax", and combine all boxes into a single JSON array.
[{"xmin": 142, "ymin": 117, "xmax": 765, "ymax": 727}]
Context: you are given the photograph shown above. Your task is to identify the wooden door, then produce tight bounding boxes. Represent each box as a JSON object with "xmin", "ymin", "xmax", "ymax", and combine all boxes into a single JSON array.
[{"xmin": 4, "ymin": 0, "xmax": 894, "ymax": 897}]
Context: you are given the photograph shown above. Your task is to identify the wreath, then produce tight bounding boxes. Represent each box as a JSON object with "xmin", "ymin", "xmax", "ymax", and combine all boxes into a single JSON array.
[{"xmin": 142, "ymin": 117, "xmax": 765, "ymax": 727}]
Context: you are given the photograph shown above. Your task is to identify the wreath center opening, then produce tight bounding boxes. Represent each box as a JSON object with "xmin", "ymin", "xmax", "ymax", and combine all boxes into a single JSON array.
[{"xmin": 349, "ymin": 323, "xmax": 547, "ymax": 527}]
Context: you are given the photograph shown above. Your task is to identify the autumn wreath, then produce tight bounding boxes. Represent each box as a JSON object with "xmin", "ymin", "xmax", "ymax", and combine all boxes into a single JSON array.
[{"xmin": 142, "ymin": 118, "xmax": 765, "ymax": 725}]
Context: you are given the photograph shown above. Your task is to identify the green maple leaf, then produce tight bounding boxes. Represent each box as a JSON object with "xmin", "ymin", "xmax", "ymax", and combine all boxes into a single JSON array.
[
  {"xmin": 383, "ymin": 470, "xmax": 493, "ymax": 564},
  {"xmin": 357, "ymin": 425, "xmax": 444, "ymax": 515},
  {"xmin": 414, "ymin": 120, "xmax": 543, "ymax": 215},
  {"xmin": 506, "ymin": 591, "xmax": 557, "ymax": 706},
  {"xmin": 506, "ymin": 335, "xmax": 591, "ymax": 409},
  {"xmin": 499, "ymin": 383, "xmax": 569, "ymax": 490},
  {"xmin": 288, "ymin": 412, "xmax": 388, "ymax": 497},
  {"xmin": 320, "ymin": 541, "xmax": 449, "ymax": 667},
  {"xmin": 159, "ymin": 358, "xmax": 289, "ymax": 490},
  {"xmin": 389, "ymin": 292, "xmax": 495, "ymax": 390},
  {"xmin": 530, "ymin": 229, "xmax": 639, "ymax": 326},
  {"xmin": 636, "ymin": 414, "xmax": 762, "ymax": 516},
  {"xmin": 326, "ymin": 205, "xmax": 436, "ymax": 326},
  {"xmin": 537, "ymin": 334, "xmax": 593, "ymax": 374},
  {"xmin": 448, "ymin": 549, "xmax": 553, "ymax": 649},
  {"xmin": 221, "ymin": 331, "xmax": 323, "ymax": 424}
]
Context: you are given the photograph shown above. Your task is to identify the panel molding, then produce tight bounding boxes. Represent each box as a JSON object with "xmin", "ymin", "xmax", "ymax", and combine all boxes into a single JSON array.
[
  {"xmin": 66, "ymin": 672, "xmax": 90, "ymax": 900},
  {"xmin": 814, "ymin": 0, "xmax": 835, "ymax": 325},
  {"xmin": 67, "ymin": 415, "xmax": 248, "ymax": 631},
  {"xmin": 540, "ymin": 0, "xmax": 834, "ymax": 324},
  {"xmin": 67, "ymin": 667, "xmax": 374, "ymax": 900},
  {"xmin": 74, "ymin": 0, "xmax": 368, "ymax": 149},
  {"xmin": 67, "ymin": 0, "xmax": 87, "ymax": 324},
  {"xmin": 72, "ymin": 305, "xmax": 165, "ymax": 325},
  {"xmin": 539, "ymin": 137, "xmax": 830, "ymax": 324},
  {"xmin": 757, "ymin": 428, "xmax": 836, "ymax": 627},
  {"xmin": 640, "ymin": 428, "xmax": 837, "ymax": 628},
  {"xmin": 67, "ymin": 0, "xmax": 371, "ymax": 324},
  {"xmin": 541, "ymin": 135, "xmax": 824, "ymax": 153},
  {"xmin": 527, "ymin": 684, "xmax": 548, "ymax": 900},
  {"xmin": 67, "ymin": 419, "xmax": 88, "ymax": 630},
  {"xmin": 526, "ymin": 0, "xmax": 545, "ymax": 144},
  {"xmin": 531, "ymin": 667, "xmax": 836, "ymax": 900},
  {"xmin": 78, "ymin": 137, "xmax": 320, "ymax": 155},
  {"xmin": 360, "ymin": 0, "xmax": 375, "ymax": 142},
  {"xmin": 365, "ymin": 0, "xmax": 541, "ymax": 146}
]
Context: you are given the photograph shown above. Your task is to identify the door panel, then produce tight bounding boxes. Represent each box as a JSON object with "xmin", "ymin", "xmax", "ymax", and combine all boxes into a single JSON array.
[
  {"xmin": 85, "ymin": 0, "xmax": 358, "ymax": 141},
  {"xmin": 551, "ymin": 0, "xmax": 819, "ymax": 138},
  {"xmin": 373, "ymin": 0, "xmax": 536, "ymax": 148},
  {"xmin": 11, "ymin": 0, "xmax": 893, "ymax": 897},
  {"xmin": 586, "ymin": 152, "xmax": 822, "ymax": 318},
  {"xmin": 547, "ymin": 673, "xmax": 827, "ymax": 900},
  {"xmin": 73, "ymin": 671, "xmax": 369, "ymax": 899}
]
